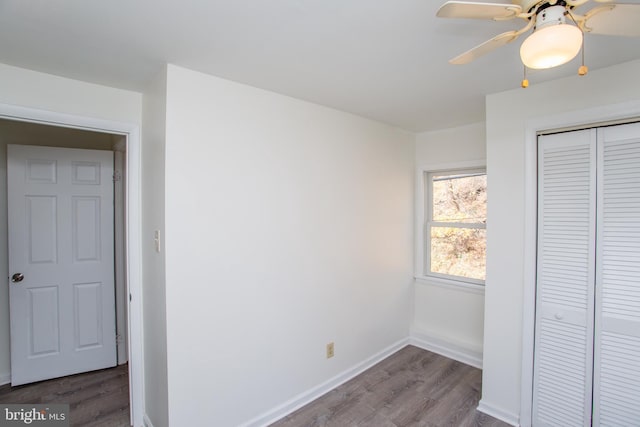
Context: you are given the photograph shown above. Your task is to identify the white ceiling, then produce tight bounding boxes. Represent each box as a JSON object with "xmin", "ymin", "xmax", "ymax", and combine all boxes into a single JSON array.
[{"xmin": 1, "ymin": 0, "xmax": 639, "ymax": 132}]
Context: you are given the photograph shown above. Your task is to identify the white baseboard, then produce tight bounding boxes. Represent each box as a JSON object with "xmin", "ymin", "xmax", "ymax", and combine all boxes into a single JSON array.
[
  {"xmin": 0, "ymin": 372, "xmax": 10, "ymax": 386},
  {"xmin": 142, "ymin": 414, "xmax": 155, "ymax": 427},
  {"xmin": 477, "ymin": 399, "xmax": 520, "ymax": 426},
  {"xmin": 410, "ymin": 330, "xmax": 483, "ymax": 369},
  {"xmin": 239, "ymin": 337, "xmax": 411, "ymax": 427}
]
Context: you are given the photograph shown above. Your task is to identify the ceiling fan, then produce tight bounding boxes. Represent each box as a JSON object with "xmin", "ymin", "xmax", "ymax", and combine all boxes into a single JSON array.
[{"xmin": 436, "ymin": 0, "xmax": 640, "ymax": 80}]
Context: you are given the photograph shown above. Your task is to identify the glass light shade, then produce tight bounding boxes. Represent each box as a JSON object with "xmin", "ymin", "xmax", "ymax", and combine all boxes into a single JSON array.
[{"xmin": 520, "ymin": 24, "xmax": 582, "ymax": 69}]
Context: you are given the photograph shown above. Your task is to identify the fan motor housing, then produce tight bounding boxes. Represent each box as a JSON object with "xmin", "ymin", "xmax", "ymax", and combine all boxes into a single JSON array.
[
  {"xmin": 517, "ymin": 0, "xmax": 544, "ymax": 13},
  {"xmin": 534, "ymin": 4, "xmax": 569, "ymax": 29},
  {"xmin": 516, "ymin": 0, "xmax": 568, "ymax": 15}
]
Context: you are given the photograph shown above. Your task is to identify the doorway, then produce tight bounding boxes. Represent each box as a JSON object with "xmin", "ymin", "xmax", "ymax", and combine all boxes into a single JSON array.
[
  {"xmin": 0, "ymin": 107, "xmax": 143, "ymax": 426},
  {"xmin": 8, "ymin": 143, "xmax": 120, "ymax": 385},
  {"xmin": 532, "ymin": 123, "xmax": 640, "ymax": 425},
  {"xmin": 518, "ymin": 99, "xmax": 640, "ymax": 427}
]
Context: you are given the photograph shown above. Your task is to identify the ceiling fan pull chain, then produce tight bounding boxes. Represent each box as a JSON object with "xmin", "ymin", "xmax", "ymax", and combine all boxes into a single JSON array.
[
  {"xmin": 578, "ymin": 51, "xmax": 588, "ymax": 76},
  {"xmin": 567, "ymin": 9, "xmax": 589, "ymax": 76},
  {"xmin": 578, "ymin": 37, "xmax": 588, "ymax": 75},
  {"xmin": 522, "ymin": 65, "xmax": 530, "ymax": 88}
]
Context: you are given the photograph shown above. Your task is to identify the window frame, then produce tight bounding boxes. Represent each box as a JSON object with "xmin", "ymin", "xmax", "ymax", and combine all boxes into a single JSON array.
[{"xmin": 416, "ymin": 161, "xmax": 487, "ymax": 289}]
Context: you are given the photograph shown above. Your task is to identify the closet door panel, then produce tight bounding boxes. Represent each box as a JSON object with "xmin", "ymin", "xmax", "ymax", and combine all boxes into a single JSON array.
[
  {"xmin": 594, "ymin": 122, "xmax": 640, "ymax": 426},
  {"xmin": 534, "ymin": 130, "xmax": 596, "ymax": 427}
]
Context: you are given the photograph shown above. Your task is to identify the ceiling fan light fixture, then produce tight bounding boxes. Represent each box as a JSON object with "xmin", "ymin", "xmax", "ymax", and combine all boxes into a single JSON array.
[
  {"xmin": 519, "ymin": 5, "xmax": 583, "ymax": 70},
  {"xmin": 520, "ymin": 23, "xmax": 583, "ymax": 69}
]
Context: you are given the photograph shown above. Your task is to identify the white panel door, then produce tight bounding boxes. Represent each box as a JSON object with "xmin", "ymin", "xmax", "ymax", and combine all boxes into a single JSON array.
[
  {"xmin": 533, "ymin": 130, "xmax": 596, "ymax": 427},
  {"xmin": 8, "ymin": 144, "xmax": 116, "ymax": 386},
  {"xmin": 593, "ymin": 122, "xmax": 640, "ymax": 425}
]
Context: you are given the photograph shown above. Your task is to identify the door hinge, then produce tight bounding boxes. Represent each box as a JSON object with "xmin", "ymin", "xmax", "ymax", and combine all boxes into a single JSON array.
[
  {"xmin": 113, "ymin": 170, "xmax": 122, "ymax": 182},
  {"xmin": 116, "ymin": 334, "xmax": 124, "ymax": 345}
]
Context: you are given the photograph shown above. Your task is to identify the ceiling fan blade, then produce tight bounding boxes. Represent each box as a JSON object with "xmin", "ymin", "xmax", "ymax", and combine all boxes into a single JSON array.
[
  {"xmin": 437, "ymin": 1, "xmax": 522, "ymax": 20},
  {"xmin": 584, "ymin": 4, "xmax": 640, "ymax": 37},
  {"xmin": 449, "ymin": 30, "xmax": 520, "ymax": 64}
]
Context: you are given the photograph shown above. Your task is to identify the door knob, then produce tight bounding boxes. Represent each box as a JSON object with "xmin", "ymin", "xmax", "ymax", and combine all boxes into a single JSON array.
[{"xmin": 11, "ymin": 273, "xmax": 24, "ymax": 283}]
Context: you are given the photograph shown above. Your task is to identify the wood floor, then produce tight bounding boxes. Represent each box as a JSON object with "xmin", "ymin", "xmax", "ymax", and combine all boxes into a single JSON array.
[
  {"xmin": 270, "ymin": 346, "xmax": 510, "ymax": 427},
  {"xmin": 0, "ymin": 364, "xmax": 130, "ymax": 427},
  {"xmin": 0, "ymin": 347, "xmax": 508, "ymax": 427}
]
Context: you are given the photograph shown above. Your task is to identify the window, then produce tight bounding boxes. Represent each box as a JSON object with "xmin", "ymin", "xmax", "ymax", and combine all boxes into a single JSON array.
[{"xmin": 424, "ymin": 168, "xmax": 486, "ymax": 285}]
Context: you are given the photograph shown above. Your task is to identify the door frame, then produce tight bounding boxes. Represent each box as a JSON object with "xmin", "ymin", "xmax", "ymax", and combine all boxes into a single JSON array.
[
  {"xmin": 519, "ymin": 100, "xmax": 640, "ymax": 427},
  {"xmin": 0, "ymin": 103, "xmax": 144, "ymax": 427}
]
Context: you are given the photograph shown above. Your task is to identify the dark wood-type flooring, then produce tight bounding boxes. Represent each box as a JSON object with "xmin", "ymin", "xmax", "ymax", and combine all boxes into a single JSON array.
[
  {"xmin": 0, "ymin": 347, "xmax": 509, "ymax": 427},
  {"xmin": 0, "ymin": 364, "xmax": 129, "ymax": 427},
  {"xmin": 271, "ymin": 346, "xmax": 510, "ymax": 427}
]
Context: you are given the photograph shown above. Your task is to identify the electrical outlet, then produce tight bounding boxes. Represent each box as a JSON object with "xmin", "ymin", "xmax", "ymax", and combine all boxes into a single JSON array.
[{"xmin": 326, "ymin": 342, "xmax": 335, "ymax": 359}]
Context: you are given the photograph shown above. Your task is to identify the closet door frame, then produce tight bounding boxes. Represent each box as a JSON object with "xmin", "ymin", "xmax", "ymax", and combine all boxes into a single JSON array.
[{"xmin": 519, "ymin": 101, "xmax": 640, "ymax": 427}]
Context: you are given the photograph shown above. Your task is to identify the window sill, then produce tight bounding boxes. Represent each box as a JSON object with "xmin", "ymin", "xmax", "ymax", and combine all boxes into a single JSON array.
[{"xmin": 414, "ymin": 275, "xmax": 485, "ymax": 295}]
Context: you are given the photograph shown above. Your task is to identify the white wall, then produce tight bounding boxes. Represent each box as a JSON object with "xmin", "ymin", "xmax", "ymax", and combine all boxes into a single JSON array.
[
  {"xmin": 0, "ymin": 63, "xmax": 142, "ymax": 385},
  {"xmin": 141, "ymin": 67, "xmax": 169, "ymax": 427},
  {"xmin": 412, "ymin": 122, "xmax": 487, "ymax": 365},
  {"xmin": 163, "ymin": 64, "xmax": 415, "ymax": 426},
  {"xmin": 415, "ymin": 123, "xmax": 485, "ymax": 164},
  {"xmin": 482, "ymin": 59, "xmax": 640, "ymax": 425},
  {"xmin": 0, "ymin": 63, "xmax": 141, "ymax": 124}
]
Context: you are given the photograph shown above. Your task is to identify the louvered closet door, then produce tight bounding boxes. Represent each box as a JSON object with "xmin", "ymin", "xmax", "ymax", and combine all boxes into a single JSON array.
[
  {"xmin": 533, "ymin": 130, "xmax": 596, "ymax": 427},
  {"xmin": 593, "ymin": 122, "xmax": 640, "ymax": 425}
]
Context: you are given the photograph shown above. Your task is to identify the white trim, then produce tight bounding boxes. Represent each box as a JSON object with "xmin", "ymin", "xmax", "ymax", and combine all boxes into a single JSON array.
[
  {"xmin": 520, "ymin": 100, "xmax": 640, "ymax": 427},
  {"xmin": 410, "ymin": 330, "xmax": 483, "ymax": 369},
  {"xmin": 428, "ymin": 221, "xmax": 486, "ymax": 229},
  {"xmin": 240, "ymin": 338, "xmax": 410, "ymax": 427},
  {"xmin": 415, "ymin": 166, "xmax": 424, "ymax": 278},
  {"xmin": 125, "ymin": 126, "xmax": 144, "ymax": 427},
  {"xmin": 0, "ymin": 103, "xmax": 144, "ymax": 427},
  {"xmin": 414, "ymin": 276, "xmax": 485, "ymax": 295},
  {"xmin": 0, "ymin": 372, "xmax": 10, "ymax": 386},
  {"xmin": 143, "ymin": 414, "xmax": 155, "ymax": 427},
  {"xmin": 477, "ymin": 400, "xmax": 520, "ymax": 426},
  {"xmin": 520, "ymin": 115, "xmax": 538, "ymax": 427},
  {"xmin": 415, "ymin": 159, "xmax": 486, "ymax": 281},
  {"xmin": 418, "ymin": 159, "xmax": 487, "ymax": 173},
  {"xmin": 114, "ymin": 149, "xmax": 128, "ymax": 365}
]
